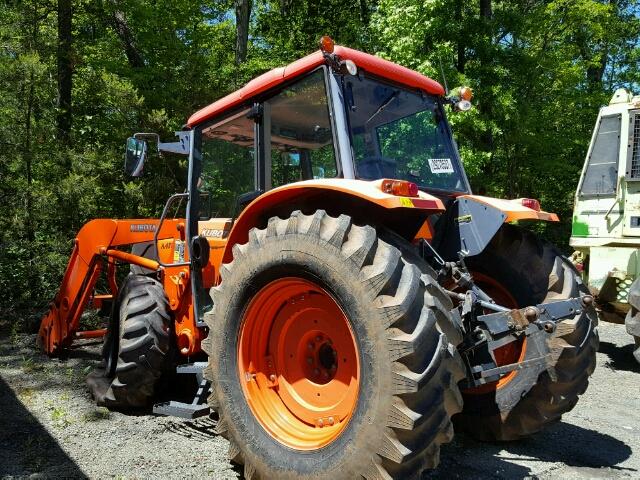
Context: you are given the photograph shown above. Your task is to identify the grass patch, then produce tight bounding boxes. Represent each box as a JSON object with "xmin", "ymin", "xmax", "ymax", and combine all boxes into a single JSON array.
[
  {"xmin": 16, "ymin": 386, "xmax": 36, "ymax": 405},
  {"xmin": 21, "ymin": 355, "xmax": 44, "ymax": 373},
  {"xmin": 46, "ymin": 400, "xmax": 72, "ymax": 428},
  {"xmin": 51, "ymin": 406, "xmax": 70, "ymax": 425},
  {"xmin": 82, "ymin": 407, "xmax": 111, "ymax": 422},
  {"xmin": 10, "ymin": 321, "xmax": 20, "ymax": 345}
]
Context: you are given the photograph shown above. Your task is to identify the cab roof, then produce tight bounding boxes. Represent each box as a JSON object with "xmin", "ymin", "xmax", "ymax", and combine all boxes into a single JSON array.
[{"xmin": 187, "ymin": 45, "xmax": 445, "ymax": 128}]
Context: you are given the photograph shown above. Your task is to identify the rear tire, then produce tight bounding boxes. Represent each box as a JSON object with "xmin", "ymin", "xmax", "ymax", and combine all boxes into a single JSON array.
[
  {"xmin": 203, "ymin": 210, "xmax": 465, "ymax": 480},
  {"xmin": 454, "ymin": 224, "xmax": 598, "ymax": 441},
  {"xmin": 89, "ymin": 275, "xmax": 172, "ymax": 408}
]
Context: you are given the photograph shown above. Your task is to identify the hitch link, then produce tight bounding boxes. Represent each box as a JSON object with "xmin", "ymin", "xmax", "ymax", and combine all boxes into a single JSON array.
[
  {"xmin": 477, "ymin": 295, "xmax": 591, "ymax": 337},
  {"xmin": 466, "ymin": 295, "xmax": 593, "ymax": 386}
]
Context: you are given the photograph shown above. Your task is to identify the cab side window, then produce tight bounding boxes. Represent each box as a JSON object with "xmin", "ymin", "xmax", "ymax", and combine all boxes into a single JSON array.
[
  {"xmin": 267, "ymin": 69, "xmax": 337, "ymax": 189},
  {"xmin": 198, "ymin": 110, "xmax": 255, "ymax": 217}
]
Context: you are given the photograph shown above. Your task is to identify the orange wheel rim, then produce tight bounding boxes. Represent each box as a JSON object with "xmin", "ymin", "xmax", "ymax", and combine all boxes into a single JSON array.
[
  {"xmin": 237, "ymin": 277, "xmax": 360, "ymax": 450},
  {"xmin": 460, "ymin": 272, "xmax": 527, "ymax": 394}
]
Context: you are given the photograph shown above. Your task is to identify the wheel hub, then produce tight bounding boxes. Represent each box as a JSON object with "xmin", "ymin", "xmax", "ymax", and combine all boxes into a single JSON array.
[{"xmin": 238, "ymin": 277, "xmax": 359, "ymax": 449}]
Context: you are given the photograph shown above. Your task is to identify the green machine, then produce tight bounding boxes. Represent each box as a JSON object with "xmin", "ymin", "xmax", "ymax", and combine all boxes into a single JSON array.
[{"xmin": 571, "ymin": 88, "xmax": 640, "ymax": 362}]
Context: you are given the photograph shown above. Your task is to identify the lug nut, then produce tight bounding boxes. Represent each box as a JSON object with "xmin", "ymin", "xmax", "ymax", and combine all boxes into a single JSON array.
[
  {"xmin": 308, "ymin": 342, "xmax": 314, "ymax": 350},
  {"xmin": 317, "ymin": 419, "xmax": 324, "ymax": 427},
  {"xmin": 328, "ymin": 416, "xmax": 335, "ymax": 425},
  {"xmin": 316, "ymin": 335, "xmax": 322, "ymax": 342},
  {"xmin": 314, "ymin": 368, "xmax": 320, "ymax": 376},
  {"xmin": 269, "ymin": 374, "xmax": 276, "ymax": 382},
  {"xmin": 307, "ymin": 357, "xmax": 313, "ymax": 364}
]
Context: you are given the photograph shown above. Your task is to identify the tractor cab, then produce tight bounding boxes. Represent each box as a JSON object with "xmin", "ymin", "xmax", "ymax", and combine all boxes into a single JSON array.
[
  {"xmin": 146, "ymin": 39, "xmax": 476, "ymax": 327},
  {"xmin": 185, "ymin": 38, "xmax": 471, "ymax": 217}
]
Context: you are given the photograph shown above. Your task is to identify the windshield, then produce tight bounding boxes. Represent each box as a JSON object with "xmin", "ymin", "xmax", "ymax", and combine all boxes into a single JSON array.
[{"xmin": 344, "ymin": 75, "xmax": 468, "ymax": 192}]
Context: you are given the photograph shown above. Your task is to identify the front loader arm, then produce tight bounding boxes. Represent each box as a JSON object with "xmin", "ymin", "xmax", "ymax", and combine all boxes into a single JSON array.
[{"xmin": 38, "ymin": 218, "xmax": 184, "ymax": 355}]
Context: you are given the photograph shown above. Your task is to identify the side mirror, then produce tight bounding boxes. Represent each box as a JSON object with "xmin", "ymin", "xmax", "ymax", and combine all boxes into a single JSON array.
[
  {"xmin": 124, "ymin": 137, "xmax": 147, "ymax": 177},
  {"xmin": 286, "ymin": 153, "xmax": 301, "ymax": 167}
]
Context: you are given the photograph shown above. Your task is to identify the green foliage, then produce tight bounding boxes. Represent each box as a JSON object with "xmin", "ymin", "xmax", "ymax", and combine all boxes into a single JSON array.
[{"xmin": 0, "ymin": 0, "xmax": 638, "ymax": 324}]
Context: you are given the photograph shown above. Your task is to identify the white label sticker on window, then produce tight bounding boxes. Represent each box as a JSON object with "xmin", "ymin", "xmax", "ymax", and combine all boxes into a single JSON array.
[{"xmin": 428, "ymin": 158, "xmax": 454, "ymax": 174}]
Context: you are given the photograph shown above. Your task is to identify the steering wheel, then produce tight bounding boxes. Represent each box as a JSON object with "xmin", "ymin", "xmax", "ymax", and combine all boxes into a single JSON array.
[{"xmin": 357, "ymin": 156, "xmax": 397, "ymax": 179}]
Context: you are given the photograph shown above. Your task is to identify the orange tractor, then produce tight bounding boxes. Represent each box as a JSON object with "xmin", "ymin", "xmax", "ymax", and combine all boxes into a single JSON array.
[{"xmin": 38, "ymin": 38, "xmax": 598, "ymax": 479}]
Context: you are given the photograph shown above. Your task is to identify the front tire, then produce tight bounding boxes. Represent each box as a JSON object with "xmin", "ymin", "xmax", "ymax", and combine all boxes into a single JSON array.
[
  {"xmin": 90, "ymin": 275, "xmax": 172, "ymax": 408},
  {"xmin": 455, "ymin": 224, "xmax": 598, "ymax": 441},
  {"xmin": 204, "ymin": 210, "xmax": 465, "ymax": 480}
]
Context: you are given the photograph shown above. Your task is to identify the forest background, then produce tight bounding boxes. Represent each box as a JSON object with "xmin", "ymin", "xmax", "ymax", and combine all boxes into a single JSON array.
[{"xmin": 1, "ymin": 0, "xmax": 639, "ymax": 323}]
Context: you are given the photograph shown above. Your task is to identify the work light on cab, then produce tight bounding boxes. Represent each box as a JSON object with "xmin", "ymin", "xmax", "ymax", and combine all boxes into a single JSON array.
[
  {"xmin": 319, "ymin": 35, "xmax": 335, "ymax": 54},
  {"xmin": 342, "ymin": 59, "xmax": 357, "ymax": 75},
  {"xmin": 453, "ymin": 86, "xmax": 473, "ymax": 111}
]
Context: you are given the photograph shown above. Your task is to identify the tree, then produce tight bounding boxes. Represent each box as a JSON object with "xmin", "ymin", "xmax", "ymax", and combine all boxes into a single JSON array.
[
  {"xmin": 57, "ymin": 0, "xmax": 73, "ymax": 150},
  {"xmin": 235, "ymin": 0, "xmax": 251, "ymax": 64},
  {"xmin": 108, "ymin": 0, "xmax": 145, "ymax": 69}
]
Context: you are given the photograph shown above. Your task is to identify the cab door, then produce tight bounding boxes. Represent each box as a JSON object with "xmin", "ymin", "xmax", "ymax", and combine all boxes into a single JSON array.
[{"xmin": 188, "ymin": 108, "xmax": 260, "ymax": 325}]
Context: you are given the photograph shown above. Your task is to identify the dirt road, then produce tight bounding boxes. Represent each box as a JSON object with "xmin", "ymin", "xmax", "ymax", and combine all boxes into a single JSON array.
[{"xmin": 1, "ymin": 321, "xmax": 638, "ymax": 479}]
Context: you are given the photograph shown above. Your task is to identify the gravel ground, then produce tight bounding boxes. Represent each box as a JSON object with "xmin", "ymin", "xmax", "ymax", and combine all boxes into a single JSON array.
[{"xmin": 0, "ymin": 321, "xmax": 638, "ymax": 479}]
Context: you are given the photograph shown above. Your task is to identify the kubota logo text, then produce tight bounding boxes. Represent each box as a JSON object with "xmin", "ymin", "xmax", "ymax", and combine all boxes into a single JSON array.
[{"xmin": 130, "ymin": 224, "xmax": 157, "ymax": 232}]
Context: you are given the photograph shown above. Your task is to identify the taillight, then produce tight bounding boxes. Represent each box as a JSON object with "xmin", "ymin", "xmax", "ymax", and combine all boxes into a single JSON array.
[
  {"xmin": 521, "ymin": 198, "xmax": 541, "ymax": 211},
  {"xmin": 381, "ymin": 179, "xmax": 419, "ymax": 197}
]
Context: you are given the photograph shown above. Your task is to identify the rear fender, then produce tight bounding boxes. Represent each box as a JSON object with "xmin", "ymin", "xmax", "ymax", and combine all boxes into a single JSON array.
[
  {"xmin": 463, "ymin": 195, "xmax": 559, "ymax": 223},
  {"xmin": 222, "ymin": 179, "xmax": 444, "ymax": 263},
  {"xmin": 434, "ymin": 195, "xmax": 558, "ymax": 261}
]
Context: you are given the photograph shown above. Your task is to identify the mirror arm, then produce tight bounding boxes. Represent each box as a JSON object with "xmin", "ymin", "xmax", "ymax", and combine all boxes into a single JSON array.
[
  {"xmin": 158, "ymin": 131, "xmax": 191, "ymax": 156},
  {"xmin": 133, "ymin": 131, "xmax": 191, "ymax": 156}
]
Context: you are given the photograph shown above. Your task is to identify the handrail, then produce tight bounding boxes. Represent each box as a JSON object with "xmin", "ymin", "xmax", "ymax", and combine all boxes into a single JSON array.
[{"xmin": 153, "ymin": 192, "xmax": 191, "ymax": 268}]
